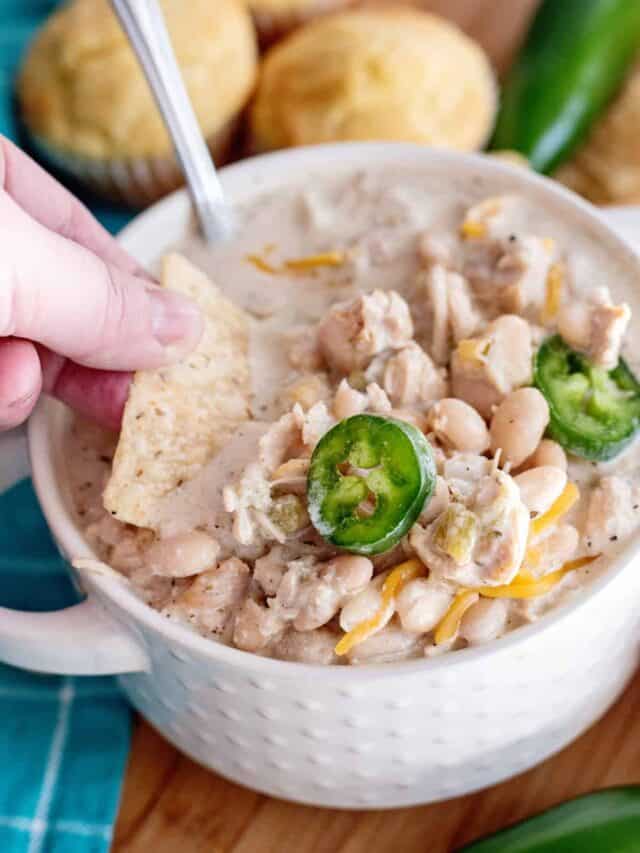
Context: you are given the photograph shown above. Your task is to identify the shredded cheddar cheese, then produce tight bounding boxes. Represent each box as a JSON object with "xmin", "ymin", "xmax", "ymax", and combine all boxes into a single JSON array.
[
  {"xmin": 284, "ymin": 251, "xmax": 345, "ymax": 271},
  {"xmin": 475, "ymin": 554, "xmax": 598, "ymax": 600},
  {"xmin": 432, "ymin": 555, "xmax": 598, "ymax": 647},
  {"xmin": 529, "ymin": 482, "xmax": 579, "ymax": 541},
  {"xmin": 334, "ymin": 558, "xmax": 425, "ymax": 656},
  {"xmin": 434, "ymin": 590, "xmax": 479, "ymax": 645},
  {"xmin": 541, "ymin": 262, "xmax": 564, "ymax": 324},
  {"xmin": 456, "ymin": 338, "xmax": 489, "ymax": 365},
  {"xmin": 246, "ymin": 253, "xmax": 278, "ymax": 275},
  {"xmin": 460, "ymin": 220, "xmax": 487, "ymax": 240},
  {"xmin": 246, "ymin": 250, "xmax": 345, "ymax": 276}
]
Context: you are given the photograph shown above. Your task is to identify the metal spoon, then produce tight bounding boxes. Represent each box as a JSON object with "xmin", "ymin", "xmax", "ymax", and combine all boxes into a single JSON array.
[{"xmin": 110, "ymin": 0, "xmax": 235, "ymax": 243}]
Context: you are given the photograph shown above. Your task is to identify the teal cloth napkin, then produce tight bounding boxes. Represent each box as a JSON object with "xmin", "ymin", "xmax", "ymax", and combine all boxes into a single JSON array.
[
  {"xmin": 0, "ymin": 2, "xmax": 139, "ymax": 851},
  {"xmin": 0, "ymin": 481, "xmax": 132, "ymax": 853}
]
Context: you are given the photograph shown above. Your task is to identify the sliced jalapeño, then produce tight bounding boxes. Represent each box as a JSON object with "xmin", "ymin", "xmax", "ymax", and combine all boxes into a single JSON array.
[{"xmin": 307, "ymin": 414, "xmax": 436, "ymax": 555}]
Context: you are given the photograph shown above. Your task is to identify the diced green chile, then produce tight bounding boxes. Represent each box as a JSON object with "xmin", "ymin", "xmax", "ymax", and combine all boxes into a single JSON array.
[
  {"xmin": 534, "ymin": 335, "xmax": 640, "ymax": 461},
  {"xmin": 307, "ymin": 414, "xmax": 436, "ymax": 555},
  {"xmin": 460, "ymin": 787, "xmax": 640, "ymax": 853}
]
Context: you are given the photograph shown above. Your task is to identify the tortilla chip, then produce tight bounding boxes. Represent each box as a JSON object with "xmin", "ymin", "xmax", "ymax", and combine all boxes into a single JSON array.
[{"xmin": 103, "ymin": 253, "xmax": 251, "ymax": 529}]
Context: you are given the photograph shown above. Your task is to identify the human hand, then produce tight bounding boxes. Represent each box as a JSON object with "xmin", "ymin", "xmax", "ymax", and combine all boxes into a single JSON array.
[{"xmin": 0, "ymin": 136, "xmax": 203, "ymax": 431}]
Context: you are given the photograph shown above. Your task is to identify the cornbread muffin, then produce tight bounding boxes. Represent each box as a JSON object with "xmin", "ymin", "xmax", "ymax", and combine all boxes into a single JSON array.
[
  {"xmin": 249, "ymin": 0, "xmax": 357, "ymax": 44},
  {"xmin": 250, "ymin": 8, "xmax": 497, "ymax": 153},
  {"xmin": 555, "ymin": 59, "xmax": 640, "ymax": 205},
  {"xmin": 18, "ymin": 0, "xmax": 257, "ymax": 206}
]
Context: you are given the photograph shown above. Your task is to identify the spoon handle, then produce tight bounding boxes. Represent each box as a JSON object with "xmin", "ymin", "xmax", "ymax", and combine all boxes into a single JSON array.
[{"xmin": 111, "ymin": 0, "xmax": 234, "ymax": 242}]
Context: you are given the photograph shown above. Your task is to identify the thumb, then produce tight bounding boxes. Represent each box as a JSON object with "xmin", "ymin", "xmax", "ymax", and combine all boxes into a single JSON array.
[{"xmin": 0, "ymin": 189, "xmax": 203, "ymax": 370}]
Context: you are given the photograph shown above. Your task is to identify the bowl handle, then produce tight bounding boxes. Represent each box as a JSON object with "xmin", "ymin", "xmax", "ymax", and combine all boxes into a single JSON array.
[{"xmin": 0, "ymin": 598, "xmax": 149, "ymax": 675}]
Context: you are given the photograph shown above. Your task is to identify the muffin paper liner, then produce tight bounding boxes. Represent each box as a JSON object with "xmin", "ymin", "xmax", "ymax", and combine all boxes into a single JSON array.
[{"xmin": 26, "ymin": 117, "xmax": 239, "ymax": 208}]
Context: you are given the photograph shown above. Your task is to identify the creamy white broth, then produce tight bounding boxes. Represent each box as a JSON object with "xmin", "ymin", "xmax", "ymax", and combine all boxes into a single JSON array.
[
  {"xmin": 178, "ymin": 170, "xmax": 640, "ymax": 418},
  {"xmin": 66, "ymin": 167, "xmax": 640, "ymax": 663}
]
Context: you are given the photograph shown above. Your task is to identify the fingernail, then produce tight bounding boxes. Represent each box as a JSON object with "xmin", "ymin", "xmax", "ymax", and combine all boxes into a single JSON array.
[{"xmin": 149, "ymin": 289, "xmax": 202, "ymax": 348}]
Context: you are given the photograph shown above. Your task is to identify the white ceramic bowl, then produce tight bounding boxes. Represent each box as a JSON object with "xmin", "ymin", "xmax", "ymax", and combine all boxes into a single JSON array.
[{"xmin": 3, "ymin": 144, "xmax": 640, "ymax": 809}]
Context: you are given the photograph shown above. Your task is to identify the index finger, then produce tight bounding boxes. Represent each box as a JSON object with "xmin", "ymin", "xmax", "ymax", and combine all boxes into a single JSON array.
[{"xmin": 0, "ymin": 135, "xmax": 146, "ymax": 276}]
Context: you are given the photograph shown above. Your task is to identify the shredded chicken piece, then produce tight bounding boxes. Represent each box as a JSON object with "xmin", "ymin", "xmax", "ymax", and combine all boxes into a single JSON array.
[
  {"xmin": 271, "ymin": 457, "xmax": 309, "ymax": 493},
  {"xmin": 267, "ymin": 554, "xmax": 374, "ymax": 632},
  {"xmin": 259, "ymin": 411, "xmax": 302, "ymax": 471},
  {"xmin": 332, "ymin": 379, "xmax": 392, "ymax": 419},
  {"xmin": 233, "ymin": 598, "xmax": 286, "ymax": 652},
  {"xmin": 163, "ymin": 557, "xmax": 250, "ymax": 640},
  {"xmin": 292, "ymin": 401, "xmax": 335, "ymax": 449},
  {"xmin": 557, "ymin": 287, "xmax": 630, "ymax": 369},
  {"xmin": 464, "ymin": 236, "xmax": 552, "ymax": 315},
  {"xmin": 417, "ymin": 231, "xmax": 459, "ymax": 269},
  {"xmin": 459, "ymin": 197, "xmax": 554, "ymax": 315},
  {"xmin": 585, "ymin": 476, "xmax": 640, "ymax": 553},
  {"xmin": 383, "ymin": 342, "xmax": 447, "ymax": 407},
  {"xmin": 447, "ymin": 271, "xmax": 481, "ymax": 343},
  {"xmin": 450, "ymin": 314, "xmax": 532, "ymax": 418},
  {"xmin": 223, "ymin": 462, "xmax": 273, "ymax": 546},
  {"xmin": 317, "ymin": 289, "xmax": 414, "ymax": 373},
  {"xmin": 412, "ymin": 265, "xmax": 481, "ymax": 365},
  {"xmin": 333, "ymin": 378, "xmax": 367, "ymax": 419},
  {"xmin": 365, "ymin": 382, "xmax": 393, "ymax": 414},
  {"xmin": 409, "ymin": 455, "xmax": 529, "ymax": 587},
  {"xmin": 224, "ymin": 410, "xmax": 311, "ymax": 546},
  {"xmin": 254, "ymin": 546, "xmax": 288, "ymax": 596},
  {"xmin": 286, "ymin": 325, "xmax": 323, "ymax": 371}
]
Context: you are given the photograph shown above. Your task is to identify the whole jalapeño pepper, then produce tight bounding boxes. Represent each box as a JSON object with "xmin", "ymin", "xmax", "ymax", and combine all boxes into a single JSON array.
[
  {"xmin": 491, "ymin": 0, "xmax": 640, "ymax": 173},
  {"xmin": 460, "ymin": 787, "xmax": 640, "ymax": 852}
]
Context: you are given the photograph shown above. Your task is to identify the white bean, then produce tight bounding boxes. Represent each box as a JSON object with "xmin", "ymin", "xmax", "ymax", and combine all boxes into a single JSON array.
[
  {"xmin": 339, "ymin": 576, "xmax": 389, "ymax": 632},
  {"xmin": 145, "ymin": 531, "xmax": 220, "ymax": 578},
  {"xmin": 523, "ymin": 439, "xmax": 567, "ymax": 473},
  {"xmin": 324, "ymin": 555, "xmax": 374, "ymax": 593},
  {"xmin": 274, "ymin": 627, "xmax": 338, "ymax": 665},
  {"xmin": 396, "ymin": 579, "xmax": 453, "ymax": 634},
  {"xmin": 346, "ymin": 625, "xmax": 420, "ymax": 664},
  {"xmin": 490, "ymin": 388, "xmax": 550, "ymax": 467},
  {"xmin": 514, "ymin": 466, "xmax": 567, "ymax": 516},
  {"xmin": 534, "ymin": 524, "xmax": 579, "ymax": 577},
  {"xmin": 459, "ymin": 598, "xmax": 508, "ymax": 645},
  {"xmin": 294, "ymin": 582, "xmax": 341, "ymax": 631},
  {"xmin": 293, "ymin": 556, "xmax": 374, "ymax": 631},
  {"xmin": 427, "ymin": 398, "xmax": 490, "ymax": 453}
]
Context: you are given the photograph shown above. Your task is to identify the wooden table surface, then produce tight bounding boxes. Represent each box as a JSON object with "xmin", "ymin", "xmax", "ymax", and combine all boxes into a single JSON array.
[{"xmin": 112, "ymin": 1, "xmax": 640, "ymax": 849}]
